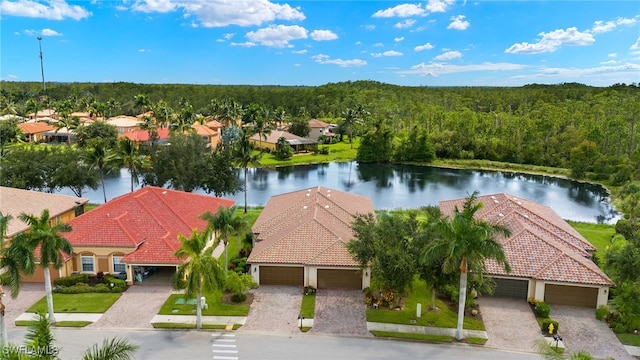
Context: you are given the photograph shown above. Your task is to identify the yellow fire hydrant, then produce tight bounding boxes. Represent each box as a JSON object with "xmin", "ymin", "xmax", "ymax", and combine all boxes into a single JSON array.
[{"xmin": 548, "ymin": 323, "xmax": 555, "ymax": 335}]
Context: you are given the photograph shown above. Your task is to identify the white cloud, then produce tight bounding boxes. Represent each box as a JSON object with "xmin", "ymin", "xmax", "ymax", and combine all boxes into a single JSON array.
[
  {"xmin": 224, "ymin": 33, "xmax": 234, "ymax": 40},
  {"xmin": 310, "ymin": 29, "xmax": 338, "ymax": 41},
  {"xmin": 371, "ymin": 50, "xmax": 403, "ymax": 58},
  {"xmin": 608, "ymin": 53, "xmax": 617, "ymax": 58},
  {"xmin": 311, "ymin": 54, "xmax": 367, "ymax": 67},
  {"xmin": 246, "ymin": 24, "xmax": 307, "ymax": 47},
  {"xmin": 131, "ymin": 0, "xmax": 305, "ymax": 27},
  {"xmin": 505, "ymin": 27, "xmax": 595, "ymax": 54},
  {"xmin": 0, "ymin": 0, "xmax": 91, "ymax": 20},
  {"xmin": 355, "ymin": 41, "xmax": 362, "ymax": 45},
  {"xmin": 372, "ymin": 3, "xmax": 425, "ymax": 18},
  {"xmin": 399, "ymin": 61, "xmax": 528, "ymax": 77},
  {"xmin": 41, "ymin": 28, "xmax": 62, "ymax": 36},
  {"xmin": 394, "ymin": 19, "xmax": 416, "ymax": 29},
  {"xmin": 230, "ymin": 41, "xmax": 257, "ymax": 47},
  {"xmin": 292, "ymin": 49, "xmax": 307, "ymax": 54},
  {"xmin": 600, "ymin": 60, "xmax": 617, "ymax": 65},
  {"xmin": 434, "ymin": 50, "xmax": 462, "ymax": 61},
  {"xmin": 631, "ymin": 37, "xmax": 640, "ymax": 50},
  {"xmin": 426, "ymin": 0, "xmax": 455, "ymax": 13},
  {"xmin": 394, "ymin": 37, "xmax": 404, "ymax": 42},
  {"xmin": 374, "ymin": 42, "xmax": 384, "ymax": 47},
  {"xmin": 138, "ymin": 48, "xmax": 150, "ymax": 53},
  {"xmin": 363, "ymin": 24, "xmax": 376, "ymax": 31},
  {"xmin": 24, "ymin": 29, "xmax": 37, "ymax": 36},
  {"xmin": 414, "ymin": 42, "xmax": 434, "ymax": 51},
  {"xmin": 447, "ymin": 15, "xmax": 469, "ymax": 30},
  {"xmin": 591, "ymin": 16, "xmax": 638, "ymax": 34}
]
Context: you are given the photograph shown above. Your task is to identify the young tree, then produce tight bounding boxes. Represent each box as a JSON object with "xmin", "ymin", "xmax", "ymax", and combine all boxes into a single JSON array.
[
  {"xmin": 81, "ymin": 142, "xmax": 119, "ymax": 203},
  {"xmin": 16, "ymin": 209, "xmax": 74, "ymax": 324},
  {"xmin": 422, "ymin": 191, "xmax": 511, "ymax": 340},
  {"xmin": 232, "ymin": 135, "xmax": 262, "ymax": 213},
  {"xmin": 200, "ymin": 205, "xmax": 248, "ymax": 273},
  {"xmin": 172, "ymin": 229, "xmax": 224, "ymax": 330}
]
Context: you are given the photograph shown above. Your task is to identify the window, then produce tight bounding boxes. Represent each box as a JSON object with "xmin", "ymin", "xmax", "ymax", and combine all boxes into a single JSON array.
[
  {"xmin": 112, "ymin": 256, "xmax": 125, "ymax": 273},
  {"xmin": 81, "ymin": 255, "xmax": 94, "ymax": 272}
]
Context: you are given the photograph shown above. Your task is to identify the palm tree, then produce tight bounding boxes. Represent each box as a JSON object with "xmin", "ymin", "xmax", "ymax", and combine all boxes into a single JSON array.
[
  {"xmin": 342, "ymin": 105, "xmax": 369, "ymax": 149},
  {"xmin": 172, "ymin": 228, "xmax": 224, "ymax": 330},
  {"xmin": 16, "ymin": 209, "xmax": 74, "ymax": 324},
  {"xmin": 232, "ymin": 135, "xmax": 262, "ymax": 213},
  {"xmin": 117, "ymin": 138, "xmax": 150, "ymax": 192},
  {"xmin": 422, "ymin": 191, "xmax": 511, "ymax": 340},
  {"xmin": 0, "ymin": 212, "xmax": 12, "ymax": 347},
  {"xmin": 134, "ymin": 93, "xmax": 151, "ymax": 115},
  {"xmin": 250, "ymin": 117, "xmax": 272, "ymax": 150},
  {"xmin": 200, "ymin": 205, "xmax": 248, "ymax": 273},
  {"xmin": 81, "ymin": 142, "xmax": 119, "ymax": 203}
]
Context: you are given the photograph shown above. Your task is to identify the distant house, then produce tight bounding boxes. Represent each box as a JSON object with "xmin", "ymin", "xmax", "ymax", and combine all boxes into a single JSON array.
[
  {"xmin": 28, "ymin": 109, "xmax": 57, "ymax": 120},
  {"xmin": 106, "ymin": 115, "xmax": 141, "ymax": 134},
  {"xmin": 120, "ymin": 128, "xmax": 171, "ymax": 145},
  {"xmin": 308, "ymin": 119, "xmax": 335, "ymax": 142},
  {"xmin": 17, "ymin": 121, "xmax": 57, "ymax": 142},
  {"xmin": 248, "ymin": 186, "xmax": 374, "ymax": 289},
  {"xmin": 0, "ymin": 187, "xmax": 88, "ymax": 283},
  {"xmin": 192, "ymin": 123, "xmax": 220, "ymax": 148},
  {"xmin": 440, "ymin": 193, "xmax": 614, "ymax": 308},
  {"xmin": 249, "ymin": 130, "xmax": 317, "ymax": 152},
  {"xmin": 63, "ymin": 187, "xmax": 234, "ymax": 285}
]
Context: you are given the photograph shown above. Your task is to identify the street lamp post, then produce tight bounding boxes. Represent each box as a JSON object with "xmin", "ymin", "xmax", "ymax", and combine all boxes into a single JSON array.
[{"xmin": 37, "ymin": 36, "xmax": 46, "ymax": 91}]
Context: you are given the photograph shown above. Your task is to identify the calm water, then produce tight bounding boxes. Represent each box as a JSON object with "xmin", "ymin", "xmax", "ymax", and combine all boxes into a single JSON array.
[{"xmin": 58, "ymin": 162, "xmax": 620, "ymax": 224}]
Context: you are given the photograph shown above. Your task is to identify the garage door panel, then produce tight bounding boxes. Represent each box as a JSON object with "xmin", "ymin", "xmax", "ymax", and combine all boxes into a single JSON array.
[
  {"xmin": 259, "ymin": 266, "xmax": 303, "ymax": 286},
  {"xmin": 545, "ymin": 284, "xmax": 598, "ymax": 308},
  {"xmin": 317, "ymin": 269, "xmax": 361, "ymax": 289},
  {"xmin": 490, "ymin": 278, "xmax": 528, "ymax": 299}
]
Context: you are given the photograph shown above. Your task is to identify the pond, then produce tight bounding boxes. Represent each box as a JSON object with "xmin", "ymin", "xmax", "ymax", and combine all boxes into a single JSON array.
[{"xmin": 58, "ymin": 161, "xmax": 620, "ymax": 224}]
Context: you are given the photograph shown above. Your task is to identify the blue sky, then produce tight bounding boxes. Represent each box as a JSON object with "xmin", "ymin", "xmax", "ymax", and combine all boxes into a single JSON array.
[{"xmin": 1, "ymin": 0, "xmax": 639, "ymax": 87}]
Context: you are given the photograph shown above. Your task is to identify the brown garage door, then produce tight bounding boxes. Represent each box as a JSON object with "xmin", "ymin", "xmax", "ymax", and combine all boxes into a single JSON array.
[
  {"xmin": 22, "ymin": 264, "xmax": 61, "ymax": 283},
  {"xmin": 259, "ymin": 266, "xmax": 304, "ymax": 286},
  {"xmin": 317, "ymin": 269, "xmax": 362, "ymax": 289},
  {"xmin": 490, "ymin": 278, "xmax": 529, "ymax": 299},
  {"xmin": 544, "ymin": 284, "xmax": 598, "ymax": 308}
]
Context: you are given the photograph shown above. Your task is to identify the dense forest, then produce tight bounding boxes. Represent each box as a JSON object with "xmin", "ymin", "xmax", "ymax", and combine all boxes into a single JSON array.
[{"xmin": 2, "ymin": 80, "xmax": 639, "ymax": 183}]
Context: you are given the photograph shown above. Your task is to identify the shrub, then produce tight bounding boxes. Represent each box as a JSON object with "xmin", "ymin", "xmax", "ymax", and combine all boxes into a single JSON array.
[
  {"xmin": 54, "ymin": 273, "xmax": 89, "ymax": 287},
  {"xmin": 541, "ymin": 319, "xmax": 559, "ymax": 335},
  {"xmin": 535, "ymin": 302, "xmax": 551, "ymax": 318},
  {"xmin": 595, "ymin": 305, "xmax": 609, "ymax": 321},
  {"xmin": 224, "ymin": 272, "xmax": 256, "ymax": 297},
  {"xmin": 231, "ymin": 293, "xmax": 246, "ymax": 303}
]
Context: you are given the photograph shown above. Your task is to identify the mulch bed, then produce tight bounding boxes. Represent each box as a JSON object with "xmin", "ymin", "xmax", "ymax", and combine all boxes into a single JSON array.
[{"xmin": 221, "ymin": 292, "xmax": 255, "ymax": 306}]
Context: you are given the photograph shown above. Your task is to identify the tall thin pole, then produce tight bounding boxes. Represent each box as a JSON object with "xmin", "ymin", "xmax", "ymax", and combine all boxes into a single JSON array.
[{"xmin": 37, "ymin": 36, "xmax": 46, "ymax": 91}]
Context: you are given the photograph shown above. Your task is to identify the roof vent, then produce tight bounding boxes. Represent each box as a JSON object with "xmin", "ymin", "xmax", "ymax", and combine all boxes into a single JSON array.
[
  {"xmin": 303, "ymin": 205, "xmax": 308, "ymax": 210},
  {"xmin": 306, "ymin": 193, "xmax": 310, "ymax": 197},
  {"xmin": 162, "ymin": 191, "xmax": 167, "ymax": 194},
  {"xmin": 327, "ymin": 189, "xmax": 331, "ymax": 193},
  {"xmin": 491, "ymin": 196, "xmax": 496, "ymax": 199},
  {"xmin": 513, "ymin": 197, "xmax": 518, "ymax": 200},
  {"xmin": 325, "ymin": 205, "xmax": 330, "ymax": 209},
  {"xmin": 523, "ymin": 214, "xmax": 529, "ymax": 218},
  {"xmin": 498, "ymin": 213, "xmax": 504, "ymax": 217},
  {"xmin": 517, "ymin": 201, "xmax": 522, "ymax": 205},
  {"xmin": 494, "ymin": 200, "xmax": 499, "ymax": 204},
  {"xmin": 327, "ymin": 194, "xmax": 331, "ymax": 197}
]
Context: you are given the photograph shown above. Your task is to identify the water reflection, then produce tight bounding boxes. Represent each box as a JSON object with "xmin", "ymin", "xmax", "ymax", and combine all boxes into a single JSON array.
[{"xmin": 55, "ymin": 161, "xmax": 621, "ymax": 224}]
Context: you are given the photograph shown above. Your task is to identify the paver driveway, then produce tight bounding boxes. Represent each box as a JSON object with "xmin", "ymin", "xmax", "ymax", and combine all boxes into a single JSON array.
[
  {"xmin": 86, "ymin": 283, "xmax": 173, "ymax": 329},
  {"xmin": 310, "ymin": 289, "xmax": 370, "ymax": 337},
  {"xmin": 240, "ymin": 286, "xmax": 302, "ymax": 334},
  {"xmin": 4, "ymin": 283, "xmax": 45, "ymax": 327},
  {"xmin": 477, "ymin": 297, "xmax": 542, "ymax": 353},
  {"xmin": 552, "ymin": 305, "xmax": 635, "ymax": 360}
]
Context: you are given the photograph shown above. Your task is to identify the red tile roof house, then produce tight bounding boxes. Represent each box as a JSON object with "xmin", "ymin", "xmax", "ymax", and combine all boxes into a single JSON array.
[
  {"xmin": 247, "ymin": 187, "xmax": 375, "ymax": 290},
  {"xmin": 64, "ymin": 186, "xmax": 234, "ymax": 285},
  {"xmin": 440, "ymin": 193, "xmax": 614, "ymax": 308}
]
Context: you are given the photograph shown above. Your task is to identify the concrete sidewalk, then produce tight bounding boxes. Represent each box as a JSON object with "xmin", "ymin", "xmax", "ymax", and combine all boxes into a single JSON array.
[
  {"xmin": 15, "ymin": 313, "xmax": 103, "ymax": 323},
  {"xmin": 367, "ymin": 321, "xmax": 488, "ymax": 339},
  {"xmin": 150, "ymin": 315, "xmax": 247, "ymax": 326}
]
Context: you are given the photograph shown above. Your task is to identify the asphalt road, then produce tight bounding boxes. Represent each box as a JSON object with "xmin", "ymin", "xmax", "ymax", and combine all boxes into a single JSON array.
[{"xmin": 7, "ymin": 328, "xmax": 542, "ymax": 360}]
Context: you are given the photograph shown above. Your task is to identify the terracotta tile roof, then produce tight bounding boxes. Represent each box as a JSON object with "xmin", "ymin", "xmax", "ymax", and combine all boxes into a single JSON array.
[
  {"xmin": 119, "ymin": 128, "xmax": 170, "ymax": 142},
  {"xmin": 308, "ymin": 119, "xmax": 330, "ymax": 128},
  {"xmin": 439, "ymin": 193, "xmax": 613, "ymax": 286},
  {"xmin": 65, "ymin": 187, "xmax": 234, "ymax": 265},
  {"xmin": 248, "ymin": 187, "xmax": 374, "ymax": 266},
  {"xmin": 16, "ymin": 121, "xmax": 56, "ymax": 135},
  {"xmin": 205, "ymin": 120, "xmax": 223, "ymax": 129},
  {"xmin": 0, "ymin": 187, "xmax": 88, "ymax": 238},
  {"xmin": 106, "ymin": 115, "xmax": 141, "ymax": 127},
  {"xmin": 192, "ymin": 123, "xmax": 217, "ymax": 136}
]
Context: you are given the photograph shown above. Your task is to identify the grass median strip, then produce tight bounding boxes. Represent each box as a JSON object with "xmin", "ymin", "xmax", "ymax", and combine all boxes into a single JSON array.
[
  {"xmin": 152, "ymin": 323, "xmax": 242, "ymax": 330},
  {"xmin": 159, "ymin": 290, "xmax": 249, "ymax": 317},
  {"xmin": 16, "ymin": 320, "xmax": 92, "ymax": 327},
  {"xmin": 300, "ymin": 293, "xmax": 315, "ymax": 319},
  {"xmin": 27, "ymin": 293, "xmax": 121, "ymax": 313}
]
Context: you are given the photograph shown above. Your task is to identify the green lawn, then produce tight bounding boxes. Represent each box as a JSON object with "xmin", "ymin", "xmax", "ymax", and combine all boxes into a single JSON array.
[
  {"xmin": 15, "ymin": 320, "xmax": 92, "ymax": 327},
  {"xmin": 258, "ymin": 139, "xmax": 359, "ymax": 167},
  {"xmin": 159, "ymin": 290, "xmax": 250, "ymax": 317},
  {"xmin": 617, "ymin": 333, "xmax": 640, "ymax": 346},
  {"xmin": 366, "ymin": 279, "xmax": 485, "ymax": 331},
  {"xmin": 370, "ymin": 331, "xmax": 453, "ymax": 343},
  {"xmin": 300, "ymin": 293, "xmax": 315, "ymax": 318},
  {"xmin": 567, "ymin": 221, "xmax": 615, "ymax": 262},
  {"xmin": 27, "ymin": 293, "xmax": 121, "ymax": 313},
  {"xmin": 223, "ymin": 207, "xmax": 262, "ymax": 262}
]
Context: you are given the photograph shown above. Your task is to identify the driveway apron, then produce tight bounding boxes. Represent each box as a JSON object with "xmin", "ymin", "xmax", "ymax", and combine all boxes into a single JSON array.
[
  {"xmin": 477, "ymin": 297, "xmax": 542, "ymax": 353},
  {"xmin": 310, "ymin": 289, "xmax": 370, "ymax": 337},
  {"xmin": 4, "ymin": 283, "xmax": 46, "ymax": 327},
  {"xmin": 552, "ymin": 305, "xmax": 635, "ymax": 360},
  {"xmin": 240, "ymin": 286, "xmax": 302, "ymax": 334},
  {"xmin": 86, "ymin": 283, "xmax": 172, "ymax": 329}
]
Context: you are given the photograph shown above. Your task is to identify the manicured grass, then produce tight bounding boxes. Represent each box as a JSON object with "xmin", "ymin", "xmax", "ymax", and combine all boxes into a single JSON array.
[
  {"xmin": 618, "ymin": 333, "xmax": 640, "ymax": 346},
  {"xmin": 432, "ymin": 159, "xmax": 571, "ymax": 178},
  {"xmin": 366, "ymin": 279, "xmax": 485, "ymax": 331},
  {"xmin": 258, "ymin": 139, "xmax": 359, "ymax": 167},
  {"xmin": 152, "ymin": 323, "xmax": 242, "ymax": 330},
  {"xmin": 466, "ymin": 337, "xmax": 488, "ymax": 345},
  {"xmin": 27, "ymin": 293, "xmax": 121, "ymax": 313},
  {"xmin": 370, "ymin": 331, "xmax": 453, "ymax": 343},
  {"xmin": 300, "ymin": 327, "xmax": 312, "ymax": 333},
  {"xmin": 567, "ymin": 221, "xmax": 615, "ymax": 262},
  {"xmin": 300, "ymin": 294, "xmax": 315, "ymax": 318},
  {"xmin": 159, "ymin": 290, "xmax": 250, "ymax": 317}
]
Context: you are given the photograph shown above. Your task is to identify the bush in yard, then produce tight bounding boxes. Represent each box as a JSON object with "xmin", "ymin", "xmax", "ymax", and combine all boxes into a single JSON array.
[
  {"xmin": 541, "ymin": 319, "xmax": 559, "ymax": 335},
  {"xmin": 225, "ymin": 272, "xmax": 256, "ymax": 302},
  {"xmin": 535, "ymin": 301, "xmax": 551, "ymax": 318},
  {"xmin": 53, "ymin": 273, "xmax": 89, "ymax": 287},
  {"xmin": 595, "ymin": 305, "xmax": 609, "ymax": 321}
]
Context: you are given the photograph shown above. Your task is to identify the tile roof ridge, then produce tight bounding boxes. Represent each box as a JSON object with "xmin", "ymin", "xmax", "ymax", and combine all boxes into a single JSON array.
[
  {"xmin": 114, "ymin": 211, "xmax": 147, "ymax": 247},
  {"xmin": 511, "ymin": 210, "xmax": 590, "ymax": 257},
  {"xmin": 308, "ymin": 238, "xmax": 347, "ymax": 264},
  {"xmin": 136, "ymin": 187, "xmax": 193, "ymax": 237}
]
